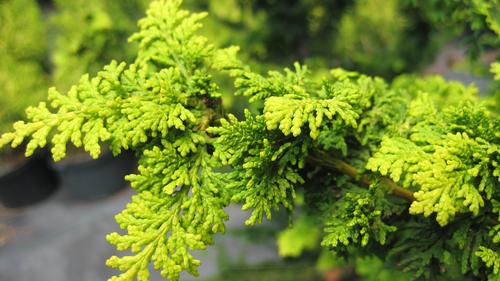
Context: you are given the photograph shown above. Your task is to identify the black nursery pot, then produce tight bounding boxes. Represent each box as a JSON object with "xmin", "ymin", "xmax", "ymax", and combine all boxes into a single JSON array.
[
  {"xmin": 0, "ymin": 153, "xmax": 59, "ymax": 208},
  {"xmin": 54, "ymin": 151, "xmax": 136, "ymax": 200}
]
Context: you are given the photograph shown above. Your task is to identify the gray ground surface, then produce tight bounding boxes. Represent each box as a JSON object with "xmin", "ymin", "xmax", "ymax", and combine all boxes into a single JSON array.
[{"xmin": 0, "ymin": 187, "xmax": 279, "ymax": 281}]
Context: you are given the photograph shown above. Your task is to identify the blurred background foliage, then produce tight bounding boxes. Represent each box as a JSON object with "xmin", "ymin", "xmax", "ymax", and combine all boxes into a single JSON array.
[
  {"xmin": 1, "ymin": 0, "xmax": 498, "ymax": 133},
  {"xmin": 0, "ymin": 0, "xmax": 48, "ymax": 134},
  {"xmin": 50, "ymin": 0, "xmax": 150, "ymax": 91},
  {"xmin": 0, "ymin": 0, "xmax": 498, "ymax": 279}
]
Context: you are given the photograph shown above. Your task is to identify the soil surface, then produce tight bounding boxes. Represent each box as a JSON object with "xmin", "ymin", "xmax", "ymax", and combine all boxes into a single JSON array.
[{"xmin": 0, "ymin": 187, "xmax": 280, "ymax": 281}]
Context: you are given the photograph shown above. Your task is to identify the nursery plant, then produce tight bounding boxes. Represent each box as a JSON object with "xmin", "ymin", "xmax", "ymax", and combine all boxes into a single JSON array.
[
  {"xmin": 50, "ymin": 0, "xmax": 149, "ymax": 91},
  {"xmin": 0, "ymin": 0, "xmax": 48, "ymax": 135},
  {"xmin": 0, "ymin": 1, "xmax": 499, "ymax": 281},
  {"xmin": 0, "ymin": 0, "xmax": 58, "ymax": 208}
]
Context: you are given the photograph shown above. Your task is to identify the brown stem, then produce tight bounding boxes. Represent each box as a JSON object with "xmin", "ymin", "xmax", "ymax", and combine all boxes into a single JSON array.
[
  {"xmin": 199, "ymin": 108, "xmax": 214, "ymax": 131},
  {"xmin": 199, "ymin": 96, "xmax": 223, "ymax": 132},
  {"xmin": 308, "ymin": 151, "xmax": 415, "ymax": 202}
]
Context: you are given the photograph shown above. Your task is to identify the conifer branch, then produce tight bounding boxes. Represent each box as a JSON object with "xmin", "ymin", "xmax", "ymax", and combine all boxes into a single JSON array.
[
  {"xmin": 309, "ymin": 151, "xmax": 416, "ymax": 202},
  {"xmin": 1, "ymin": 0, "xmax": 498, "ymax": 279}
]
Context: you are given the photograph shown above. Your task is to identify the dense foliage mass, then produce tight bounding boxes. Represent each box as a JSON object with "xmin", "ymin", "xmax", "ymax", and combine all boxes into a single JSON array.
[{"xmin": 0, "ymin": 0, "xmax": 499, "ymax": 280}]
